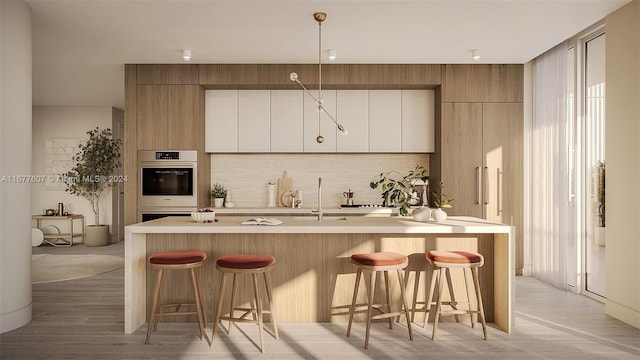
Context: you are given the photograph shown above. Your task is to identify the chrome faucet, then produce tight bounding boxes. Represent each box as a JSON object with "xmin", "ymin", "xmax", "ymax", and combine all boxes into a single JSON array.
[{"xmin": 312, "ymin": 177, "xmax": 323, "ymax": 221}]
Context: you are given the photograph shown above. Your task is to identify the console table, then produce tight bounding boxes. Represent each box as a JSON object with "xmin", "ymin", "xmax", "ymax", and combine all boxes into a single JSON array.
[{"xmin": 32, "ymin": 214, "xmax": 85, "ymax": 247}]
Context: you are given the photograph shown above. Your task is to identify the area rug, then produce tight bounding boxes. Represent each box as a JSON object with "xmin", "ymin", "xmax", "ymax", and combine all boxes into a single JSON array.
[{"xmin": 32, "ymin": 254, "xmax": 124, "ymax": 284}]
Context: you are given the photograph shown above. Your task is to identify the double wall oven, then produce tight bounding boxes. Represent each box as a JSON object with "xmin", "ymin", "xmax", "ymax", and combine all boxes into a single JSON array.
[{"xmin": 138, "ymin": 150, "xmax": 198, "ymax": 222}]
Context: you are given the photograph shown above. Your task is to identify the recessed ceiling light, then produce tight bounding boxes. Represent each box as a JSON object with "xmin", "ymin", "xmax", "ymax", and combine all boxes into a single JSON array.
[
  {"xmin": 182, "ymin": 49, "xmax": 192, "ymax": 61},
  {"xmin": 328, "ymin": 49, "xmax": 337, "ymax": 61},
  {"xmin": 471, "ymin": 49, "xmax": 481, "ymax": 61}
]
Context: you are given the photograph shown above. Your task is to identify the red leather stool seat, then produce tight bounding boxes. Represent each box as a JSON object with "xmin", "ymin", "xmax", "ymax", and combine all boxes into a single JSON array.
[
  {"xmin": 149, "ymin": 251, "xmax": 206, "ymax": 265},
  {"xmin": 351, "ymin": 251, "xmax": 407, "ymax": 267},
  {"xmin": 216, "ymin": 254, "xmax": 275, "ymax": 269},
  {"xmin": 426, "ymin": 250, "xmax": 483, "ymax": 264}
]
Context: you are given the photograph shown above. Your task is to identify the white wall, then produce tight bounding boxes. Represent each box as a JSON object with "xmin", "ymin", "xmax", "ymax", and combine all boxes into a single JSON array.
[
  {"xmin": 211, "ymin": 153, "xmax": 429, "ymax": 209},
  {"xmin": 31, "ymin": 107, "xmax": 115, "ymax": 242},
  {"xmin": 605, "ymin": 0, "xmax": 640, "ymax": 329},
  {"xmin": 0, "ymin": 0, "xmax": 32, "ymax": 333}
]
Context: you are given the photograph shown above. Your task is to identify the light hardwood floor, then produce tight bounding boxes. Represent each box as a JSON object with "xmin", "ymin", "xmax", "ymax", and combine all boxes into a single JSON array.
[{"xmin": 1, "ymin": 241, "xmax": 638, "ymax": 359}]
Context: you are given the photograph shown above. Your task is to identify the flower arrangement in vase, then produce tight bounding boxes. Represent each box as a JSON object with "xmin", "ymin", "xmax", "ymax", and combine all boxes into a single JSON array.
[{"xmin": 210, "ymin": 183, "xmax": 227, "ymax": 208}]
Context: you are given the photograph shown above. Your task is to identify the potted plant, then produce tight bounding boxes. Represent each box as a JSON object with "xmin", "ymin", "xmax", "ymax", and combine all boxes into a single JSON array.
[
  {"xmin": 370, "ymin": 165, "xmax": 429, "ymax": 216},
  {"xmin": 210, "ymin": 183, "xmax": 227, "ymax": 208},
  {"xmin": 64, "ymin": 127, "xmax": 122, "ymax": 246},
  {"xmin": 431, "ymin": 181, "xmax": 453, "ymax": 222}
]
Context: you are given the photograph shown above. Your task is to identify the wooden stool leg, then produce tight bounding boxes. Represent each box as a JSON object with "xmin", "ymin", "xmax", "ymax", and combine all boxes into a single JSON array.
[
  {"xmin": 228, "ymin": 273, "xmax": 238, "ymax": 334},
  {"xmin": 252, "ymin": 273, "xmax": 265, "ymax": 353},
  {"xmin": 346, "ymin": 267, "xmax": 362, "ymax": 337},
  {"xmin": 396, "ymin": 269, "xmax": 413, "ymax": 341},
  {"xmin": 472, "ymin": 267, "xmax": 488, "ymax": 340},
  {"xmin": 383, "ymin": 270, "xmax": 393, "ymax": 329},
  {"xmin": 211, "ymin": 272, "xmax": 228, "ymax": 348},
  {"xmin": 410, "ymin": 270, "xmax": 420, "ymax": 322},
  {"xmin": 193, "ymin": 268, "xmax": 207, "ymax": 328},
  {"xmin": 364, "ymin": 270, "xmax": 377, "ymax": 350},
  {"xmin": 152, "ymin": 269, "xmax": 166, "ymax": 332},
  {"xmin": 145, "ymin": 268, "xmax": 165, "ymax": 344},
  {"xmin": 463, "ymin": 268, "xmax": 475, "ymax": 328},
  {"xmin": 263, "ymin": 271, "xmax": 279, "ymax": 339},
  {"xmin": 423, "ymin": 267, "xmax": 438, "ymax": 329},
  {"xmin": 444, "ymin": 268, "xmax": 460, "ymax": 323},
  {"xmin": 189, "ymin": 268, "xmax": 205, "ymax": 340},
  {"xmin": 432, "ymin": 268, "xmax": 446, "ymax": 341}
]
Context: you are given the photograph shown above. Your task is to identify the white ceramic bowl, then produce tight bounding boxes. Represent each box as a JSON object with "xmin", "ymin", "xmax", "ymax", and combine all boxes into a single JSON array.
[{"xmin": 191, "ymin": 211, "xmax": 215, "ymax": 223}]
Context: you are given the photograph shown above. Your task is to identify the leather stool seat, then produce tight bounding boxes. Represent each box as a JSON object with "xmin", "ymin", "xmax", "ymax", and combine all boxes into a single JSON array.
[
  {"xmin": 150, "ymin": 251, "xmax": 206, "ymax": 265},
  {"xmin": 351, "ymin": 251, "xmax": 408, "ymax": 267},
  {"xmin": 216, "ymin": 254, "xmax": 276, "ymax": 269}
]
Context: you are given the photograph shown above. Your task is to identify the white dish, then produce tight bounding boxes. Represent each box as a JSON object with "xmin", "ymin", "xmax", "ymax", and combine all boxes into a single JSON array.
[{"xmin": 191, "ymin": 212, "xmax": 215, "ymax": 223}]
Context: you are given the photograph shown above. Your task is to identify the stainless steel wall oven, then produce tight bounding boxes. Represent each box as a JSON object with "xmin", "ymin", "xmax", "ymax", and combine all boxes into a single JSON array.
[{"xmin": 138, "ymin": 150, "xmax": 198, "ymax": 220}]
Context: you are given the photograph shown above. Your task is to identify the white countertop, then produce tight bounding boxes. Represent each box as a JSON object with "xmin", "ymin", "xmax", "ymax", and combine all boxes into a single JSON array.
[
  {"xmin": 211, "ymin": 206, "xmax": 399, "ymax": 216},
  {"xmin": 126, "ymin": 215, "xmax": 511, "ymax": 235}
]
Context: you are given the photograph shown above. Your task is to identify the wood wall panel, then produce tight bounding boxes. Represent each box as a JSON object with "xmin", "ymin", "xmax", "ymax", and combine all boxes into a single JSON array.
[
  {"xmin": 136, "ymin": 85, "xmax": 169, "ymax": 150},
  {"xmin": 124, "ymin": 65, "xmax": 138, "ymax": 226},
  {"xmin": 137, "ymin": 64, "xmax": 199, "ymax": 84},
  {"xmin": 442, "ymin": 64, "xmax": 523, "ymax": 103},
  {"xmin": 167, "ymin": 85, "xmax": 201, "ymax": 150}
]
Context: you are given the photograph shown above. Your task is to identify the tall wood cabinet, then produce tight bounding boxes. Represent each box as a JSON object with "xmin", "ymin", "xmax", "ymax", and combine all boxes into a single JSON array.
[{"xmin": 436, "ymin": 64, "xmax": 524, "ymax": 274}]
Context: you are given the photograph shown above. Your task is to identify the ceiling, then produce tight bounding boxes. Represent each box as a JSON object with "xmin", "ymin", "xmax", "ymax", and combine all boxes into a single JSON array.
[{"xmin": 27, "ymin": 0, "xmax": 630, "ymax": 109}]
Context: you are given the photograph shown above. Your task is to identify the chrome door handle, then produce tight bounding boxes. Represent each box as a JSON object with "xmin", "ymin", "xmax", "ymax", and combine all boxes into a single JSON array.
[
  {"xmin": 476, "ymin": 166, "xmax": 482, "ymax": 205},
  {"xmin": 484, "ymin": 166, "xmax": 490, "ymax": 205}
]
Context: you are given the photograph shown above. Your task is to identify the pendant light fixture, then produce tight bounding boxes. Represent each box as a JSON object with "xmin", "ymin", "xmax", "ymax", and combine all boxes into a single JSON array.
[{"xmin": 290, "ymin": 12, "xmax": 347, "ymax": 144}]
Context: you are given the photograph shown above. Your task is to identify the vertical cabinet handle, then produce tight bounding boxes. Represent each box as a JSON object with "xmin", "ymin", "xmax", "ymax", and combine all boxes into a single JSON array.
[
  {"xmin": 476, "ymin": 166, "xmax": 482, "ymax": 205},
  {"xmin": 484, "ymin": 166, "xmax": 490, "ymax": 205}
]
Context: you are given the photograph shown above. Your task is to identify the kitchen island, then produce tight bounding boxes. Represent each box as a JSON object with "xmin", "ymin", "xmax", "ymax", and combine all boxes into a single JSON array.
[{"xmin": 125, "ymin": 215, "xmax": 514, "ymax": 335}]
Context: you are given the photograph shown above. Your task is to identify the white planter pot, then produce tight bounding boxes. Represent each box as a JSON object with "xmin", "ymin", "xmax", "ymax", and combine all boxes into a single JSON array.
[
  {"xmin": 412, "ymin": 207, "xmax": 431, "ymax": 222},
  {"xmin": 213, "ymin": 197, "xmax": 224, "ymax": 208},
  {"xmin": 433, "ymin": 208, "xmax": 447, "ymax": 223}
]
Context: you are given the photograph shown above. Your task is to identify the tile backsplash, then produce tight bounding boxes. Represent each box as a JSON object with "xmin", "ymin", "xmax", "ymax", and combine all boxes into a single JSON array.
[{"xmin": 210, "ymin": 153, "xmax": 429, "ymax": 209}]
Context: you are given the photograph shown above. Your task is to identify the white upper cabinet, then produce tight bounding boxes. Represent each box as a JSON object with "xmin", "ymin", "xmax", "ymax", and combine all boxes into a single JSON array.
[
  {"xmin": 238, "ymin": 90, "xmax": 270, "ymax": 152},
  {"xmin": 402, "ymin": 90, "xmax": 435, "ymax": 152},
  {"xmin": 304, "ymin": 89, "xmax": 337, "ymax": 152},
  {"xmin": 337, "ymin": 90, "xmax": 369, "ymax": 152},
  {"xmin": 205, "ymin": 90, "xmax": 238, "ymax": 152},
  {"xmin": 369, "ymin": 90, "xmax": 402, "ymax": 152},
  {"xmin": 205, "ymin": 89, "xmax": 434, "ymax": 153},
  {"xmin": 271, "ymin": 90, "xmax": 303, "ymax": 152}
]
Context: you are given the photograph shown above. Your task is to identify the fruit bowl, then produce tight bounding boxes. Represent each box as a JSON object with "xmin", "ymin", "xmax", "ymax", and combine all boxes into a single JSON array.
[{"xmin": 191, "ymin": 211, "xmax": 215, "ymax": 223}]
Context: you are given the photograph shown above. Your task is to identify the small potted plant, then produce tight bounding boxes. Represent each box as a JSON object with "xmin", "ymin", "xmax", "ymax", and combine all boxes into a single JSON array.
[
  {"xmin": 210, "ymin": 183, "xmax": 227, "ymax": 208},
  {"xmin": 431, "ymin": 181, "xmax": 453, "ymax": 222},
  {"xmin": 64, "ymin": 127, "xmax": 122, "ymax": 246},
  {"xmin": 370, "ymin": 165, "xmax": 429, "ymax": 216}
]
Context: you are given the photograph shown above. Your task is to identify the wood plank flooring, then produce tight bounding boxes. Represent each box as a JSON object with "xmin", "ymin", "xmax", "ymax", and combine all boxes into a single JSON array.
[{"xmin": 1, "ymin": 241, "xmax": 638, "ymax": 359}]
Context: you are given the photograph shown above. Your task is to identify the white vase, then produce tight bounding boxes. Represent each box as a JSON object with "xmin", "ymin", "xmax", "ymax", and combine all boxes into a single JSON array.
[
  {"xmin": 412, "ymin": 207, "xmax": 431, "ymax": 222},
  {"xmin": 433, "ymin": 208, "xmax": 447, "ymax": 223},
  {"xmin": 213, "ymin": 197, "xmax": 224, "ymax": 208}
]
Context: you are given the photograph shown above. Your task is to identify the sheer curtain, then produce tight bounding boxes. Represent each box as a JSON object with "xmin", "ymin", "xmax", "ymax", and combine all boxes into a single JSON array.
[{"xmin": 529, "ymin": 43, "xmax": 574, "ymax": 289}]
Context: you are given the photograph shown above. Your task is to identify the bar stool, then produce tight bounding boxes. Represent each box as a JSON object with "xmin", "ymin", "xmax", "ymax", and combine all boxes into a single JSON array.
[
  {"xmin": 145, "ymin": 250, "xmax": 207, "ymax": 344},
  {"xmin": 424, "ymin": 250, "xmax": 487, "ymax": 340},
  {"xmin": 346, "ymin": 252, "xmax": 413, "ymax": 349},
  {"xmin": 211, "ymin": 254, "xmax": 279, "ymax": 353}
]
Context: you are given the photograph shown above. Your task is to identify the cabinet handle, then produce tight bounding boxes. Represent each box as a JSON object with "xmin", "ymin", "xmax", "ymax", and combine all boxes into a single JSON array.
[
  {"xmin": 484, "ymin": 166, "xmax": 490, "ymax": 205},
  {"xmin": 476, "ymin": 166, "xmax": 482, "ymax": 205}
]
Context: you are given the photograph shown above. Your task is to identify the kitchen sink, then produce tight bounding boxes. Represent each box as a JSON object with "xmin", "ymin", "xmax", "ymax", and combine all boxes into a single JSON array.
[{"xmin": 293, "ymin": 216, "xmax": 348, "ymax": 221}]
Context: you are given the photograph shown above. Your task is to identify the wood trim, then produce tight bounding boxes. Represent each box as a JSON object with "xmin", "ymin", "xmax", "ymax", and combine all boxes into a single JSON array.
[
  {"xmin": 124, "ymin": 64, "xmax": 138, "ymax": 226},
  {"xmin": 137, "ymin": 64, "xmax": 199, "ymax": 84},
  {"xmin": 199, "ymin": 64, "xmax": 441, "ymax": 88},
  {"xmin": 442, "ymin": 64, "xmax": 524, "ymax": 103}
]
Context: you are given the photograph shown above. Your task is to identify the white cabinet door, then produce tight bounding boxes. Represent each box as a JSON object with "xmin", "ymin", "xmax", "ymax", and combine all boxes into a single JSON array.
[
  {"xmin": 337, "ymin": 90, "xmax": 369, "ymax": 152},
  {"xmin": 270, "ymin": 90, "xmax": 303, "ymax": 152},
  {"xmin": 401, "ymin": 90, "xmax": 435, "ymax": 152},
  {"xmin": 205, "ymin": 90, "xmax": 238, "ymax": 152},
  {"xmin": 304, "ymin": 89, "xmax": 337, "ymax": 152},
  {"xmin": 369, "ymin": 90, "xmax": 402, "ymax": 152},
  {"xmin": 238, "ymin": 90, "xmax": 271, "ymax": 152}
]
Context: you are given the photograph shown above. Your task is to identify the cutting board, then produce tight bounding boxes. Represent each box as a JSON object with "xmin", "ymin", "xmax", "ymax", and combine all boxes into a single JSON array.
[{"xmin": 277, "ymin": 171, "xmax": 292, "ymax": 207}]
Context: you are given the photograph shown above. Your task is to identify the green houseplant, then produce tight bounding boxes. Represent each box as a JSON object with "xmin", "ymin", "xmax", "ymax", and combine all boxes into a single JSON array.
[
  {"xmin": 370, "ymin": 165, "xmax": 429, "ymax": 216},
  {"xmin": 210, "ymin": 183, "xmax": 227, "ymax": 208},
  {"xmin": 431, "ymin": 181, "xmax": 453, "ymax": 222},
  {"xmin": 64, "ymin": 127, "xmax": 122, "ymax": 246}
]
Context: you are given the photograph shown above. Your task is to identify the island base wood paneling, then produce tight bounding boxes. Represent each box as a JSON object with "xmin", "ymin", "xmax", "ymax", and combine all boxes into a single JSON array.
[{"xmin": 142, "ymin": 233, "xmax": 495, "ymax": 325}]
